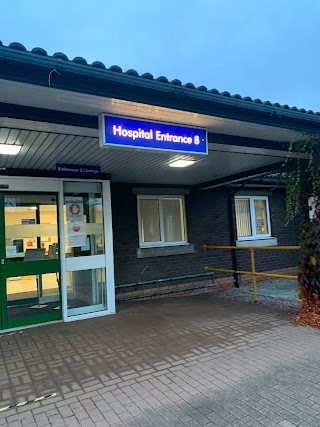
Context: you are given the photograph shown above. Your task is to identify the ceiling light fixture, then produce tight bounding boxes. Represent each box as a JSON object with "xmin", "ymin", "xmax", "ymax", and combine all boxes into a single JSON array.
[
  {"xmin": 169, "ymin": 160, "xmax": 195, "ymax": 168},
  {"xmin": 0, "ymin": 144, "xmax": 22, "ymax": 155}
]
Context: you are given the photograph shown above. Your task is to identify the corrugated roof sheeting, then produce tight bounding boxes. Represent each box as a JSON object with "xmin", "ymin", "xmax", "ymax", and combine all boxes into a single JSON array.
[{"xmin": 0, "ymin": 128, "xmax": 283, "ymax": 185}]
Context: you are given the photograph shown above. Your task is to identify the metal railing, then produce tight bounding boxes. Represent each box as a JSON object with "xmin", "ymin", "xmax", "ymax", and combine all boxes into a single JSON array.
[{"xmin": 203, "ymin": 245, "xmax": 300, "ymax": 302}]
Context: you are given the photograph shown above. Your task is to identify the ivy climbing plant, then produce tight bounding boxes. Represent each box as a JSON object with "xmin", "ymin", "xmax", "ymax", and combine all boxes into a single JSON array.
[{"xmin": 281, "ymin": 135, "xmax": 320, "ymax": 327}]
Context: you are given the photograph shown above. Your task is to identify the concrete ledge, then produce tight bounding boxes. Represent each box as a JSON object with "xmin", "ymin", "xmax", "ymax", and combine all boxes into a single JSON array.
[
  {"xmin": 236, "ymin": 238, "xmax": 278, "ymax": 247},
  {"xmin": 137, "ymin": 244, "xmax": 195, "ymax": 258}
]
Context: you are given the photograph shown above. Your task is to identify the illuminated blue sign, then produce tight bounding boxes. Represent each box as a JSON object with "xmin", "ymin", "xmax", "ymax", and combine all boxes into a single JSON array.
[{"xmin": 99, "ymin": 115, "xmax": 207, "ymax": 155}]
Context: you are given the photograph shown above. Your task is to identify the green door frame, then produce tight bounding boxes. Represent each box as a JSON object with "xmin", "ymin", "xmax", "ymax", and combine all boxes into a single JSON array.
[{"xmin": 0, "ymin": 192, "xmax": 62, "ymax": 330}]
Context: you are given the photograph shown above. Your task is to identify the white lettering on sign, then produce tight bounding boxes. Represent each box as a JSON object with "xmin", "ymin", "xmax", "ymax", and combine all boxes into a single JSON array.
[
  {"xmin": 58, "ymin": 166, "xmax": 80, "ymax": 173},
  {"xmin": 57, "ymin": 166, "xmax": 99, "ymax": 175},
  {"xmin": 113, "ymin": 125, "xmax": 153, "ymax": 140},
  {"xmin": 155, "ymin": 131, "xmax": 193, "ymax": 144},
  {"xmin": 112, "ymin": 125, "xmax": 201, "ymax": 145},
  {"xmin": 82, "ymin": 168, "xmax": 99, "ymax": 174}
]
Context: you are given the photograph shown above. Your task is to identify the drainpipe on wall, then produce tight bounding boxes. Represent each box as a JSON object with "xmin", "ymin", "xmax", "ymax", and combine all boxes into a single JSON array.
[{"xmin": 228, "ymin": 184, "xmax": 246, "ymax": 288}]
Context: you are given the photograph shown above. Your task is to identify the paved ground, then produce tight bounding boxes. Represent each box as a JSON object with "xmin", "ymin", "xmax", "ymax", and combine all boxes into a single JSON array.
[{"xmin": 0, "ymin": 293, "xmax": 320, "ymax": 427}]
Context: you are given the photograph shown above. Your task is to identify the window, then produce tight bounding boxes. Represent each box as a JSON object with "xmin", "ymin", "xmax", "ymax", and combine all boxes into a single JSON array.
[
  {"xmin": 137, "ymin": 195, "xmax": 188, "ymax": 247},
  {"xmin": 235, "ymin": 196, "xmax": 271, "ymax": 240}
]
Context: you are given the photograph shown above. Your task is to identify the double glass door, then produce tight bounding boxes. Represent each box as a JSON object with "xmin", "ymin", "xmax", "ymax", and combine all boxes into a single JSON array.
[
  {"xmin": 0, "ymin": 180, "xmax": 112, "ymax": 330},
  {"xmin": 0, "ymin": 192, "xmax": 61, "ymax": 330}
]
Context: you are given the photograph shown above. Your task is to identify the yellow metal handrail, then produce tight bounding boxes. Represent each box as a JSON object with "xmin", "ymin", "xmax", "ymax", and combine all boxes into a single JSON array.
[{"xmin": 203, "ymin": 245, "xmax": 300, "ymax": 302}]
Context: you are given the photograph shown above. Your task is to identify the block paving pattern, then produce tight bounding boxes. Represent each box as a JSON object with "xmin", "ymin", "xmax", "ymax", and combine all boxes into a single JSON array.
[{"xmin": 0, "ymin": 295, "xmax": 320, "ymax": 426}]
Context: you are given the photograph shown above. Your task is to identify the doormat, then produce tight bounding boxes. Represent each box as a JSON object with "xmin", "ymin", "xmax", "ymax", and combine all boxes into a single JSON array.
[
  {"xmin": 0, "ymin": 331, "xmax": 23, "ymax": 338},
  {"xmin": 30, "ymin": 304, "xmax": 48, "ymax": 309}
]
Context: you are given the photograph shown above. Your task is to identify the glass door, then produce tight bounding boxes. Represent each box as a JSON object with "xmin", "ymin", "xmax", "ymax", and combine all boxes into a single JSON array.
[
  {"xmin": 63, "ymin": 181, "xmax": 107, "ymax": 317},
  {"xmin": 0, "ymin": 193, "xmax": 62, "ymax": 330}
]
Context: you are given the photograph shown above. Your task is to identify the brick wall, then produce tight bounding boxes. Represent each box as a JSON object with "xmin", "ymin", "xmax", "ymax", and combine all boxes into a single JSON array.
[
  {"xmin": 111, "ymin": 183, "xmax": 300, "ymax": 297},
  {"xmin": 115, "ymin": 266, "xmax": 298, "ymax": 302}
]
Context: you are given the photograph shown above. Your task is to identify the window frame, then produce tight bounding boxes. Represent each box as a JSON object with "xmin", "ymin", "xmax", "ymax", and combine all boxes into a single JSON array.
[
  {"xmin": 137, "ymin": 195, "xmax": 188, "ymax": 248},
  {"xmin": 235, "ymin": 196, "xmax": 272, "ymax": 241}
]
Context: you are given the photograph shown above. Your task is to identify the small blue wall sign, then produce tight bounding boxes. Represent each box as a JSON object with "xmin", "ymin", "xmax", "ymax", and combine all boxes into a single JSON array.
[
  {"xmin": 56, "ymin": 163, "xmax": 101, "ymax": 178},
  {"xmin": 21, "ymin": 219, "xmax": 36, "ymax": 224},
  {"xmin": 99, "ymin": 115, "xmax": 208, "ymax": 155}
]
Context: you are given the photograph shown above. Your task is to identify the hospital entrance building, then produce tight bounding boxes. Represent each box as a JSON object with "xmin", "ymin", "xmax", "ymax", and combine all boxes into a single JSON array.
[{"xmin": 0, "ymin": 41, "xmax": 316, "ymax": 331}]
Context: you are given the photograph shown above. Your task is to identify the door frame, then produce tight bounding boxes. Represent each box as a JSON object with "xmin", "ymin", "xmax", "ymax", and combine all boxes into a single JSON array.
[
  {"xmin": 59, "ymin": 178, "xmax": 116, "ymax": 322},
  {"xmin": 59, "ymin": 178, "xmax": 115, "ymax": 322},
  {"xmin": 0, "ymin": 176, "xmax": 116, "ymax": 329}
]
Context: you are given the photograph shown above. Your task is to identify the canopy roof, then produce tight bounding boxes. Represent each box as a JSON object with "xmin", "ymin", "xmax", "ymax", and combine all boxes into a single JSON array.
[{"xmin": 0, "ymin": 41, "xmax": 317, "ymax": 188}]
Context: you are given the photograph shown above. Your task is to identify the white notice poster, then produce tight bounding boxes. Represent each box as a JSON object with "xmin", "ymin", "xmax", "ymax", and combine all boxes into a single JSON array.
[
  {"xmin": 67, "ymin": 221, "xmax": 86, "ymax": 247},
  {"xmin": 65, "ymin": 197, "xmax": 84, "ymax": 221},
  {"xmin": 6, "ymin": 246, "xmax": 17, "ymax": 257}
]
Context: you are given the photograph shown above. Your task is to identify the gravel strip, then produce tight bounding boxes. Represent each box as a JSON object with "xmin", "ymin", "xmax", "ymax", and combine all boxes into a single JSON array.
[{"xmin": 213, "ymin": 279, "xmax": 300, "ymax": 312}]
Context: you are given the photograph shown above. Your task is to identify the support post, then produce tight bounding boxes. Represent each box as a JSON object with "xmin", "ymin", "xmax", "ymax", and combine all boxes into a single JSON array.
[{"xmin": 250, "ymin": 248, "xmax": 258, "ymax": 303}]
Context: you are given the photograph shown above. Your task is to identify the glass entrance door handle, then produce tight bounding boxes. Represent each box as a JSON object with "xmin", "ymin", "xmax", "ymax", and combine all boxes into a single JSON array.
[{"xmin": 1, "ymin": 259, "xmax": 4, "ymax": 265}]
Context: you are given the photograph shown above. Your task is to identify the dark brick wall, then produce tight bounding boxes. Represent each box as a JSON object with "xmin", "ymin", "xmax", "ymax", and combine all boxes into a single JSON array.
[{"xmin": 111, "ymin": 184, "xmax": 299, "ymax": 288}]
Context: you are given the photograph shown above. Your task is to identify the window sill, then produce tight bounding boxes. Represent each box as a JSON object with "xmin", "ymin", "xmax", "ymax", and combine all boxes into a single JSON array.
[
  {"xmin": 236, "ymin": 238, "xmax": 278, "ymax": 247},
  {"xmin": 137, "ymin": 244, "xmax": 195, "ymax": 259}
]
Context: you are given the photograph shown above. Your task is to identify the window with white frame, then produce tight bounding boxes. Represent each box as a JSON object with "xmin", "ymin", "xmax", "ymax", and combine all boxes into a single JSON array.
[
  {"xmin": 235, "ymin": 196, "xmax": 271, "ymax": 240},
  {"xmin": 137, "ymin": 195, "xmax": 188, "ymax": 247}
]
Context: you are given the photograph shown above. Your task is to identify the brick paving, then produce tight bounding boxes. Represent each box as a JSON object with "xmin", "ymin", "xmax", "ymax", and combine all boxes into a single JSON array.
[{"xmin": 0, "ymin": 294, "xmax": 320, "ymax": 426}]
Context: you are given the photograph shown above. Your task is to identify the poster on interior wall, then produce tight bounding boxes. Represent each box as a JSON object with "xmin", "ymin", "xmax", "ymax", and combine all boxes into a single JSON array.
[
  {"xmin": 26, "ymin": 238, "xmax": 36, "ymax": 248},
  {"xmin": 67, "ymin": 221, "xmax": 86, "ymax": 247},
  {"xmin": 65, "ymin": 197, "xmax": 84, "ymax": 222},
  {"xmin": 6, "ymin": 246, "xmax": 16, "ymax": 257},
  {"xmin": 21, "ymin": 219, "xmax": 36, "ymax": 224}
]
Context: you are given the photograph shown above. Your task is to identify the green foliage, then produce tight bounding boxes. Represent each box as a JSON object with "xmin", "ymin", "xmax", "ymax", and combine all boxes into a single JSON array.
[
  {"xmin": 281, "ymin": 135, "xmax": 320, "ymax": 302},
  {"xmin": 280, "ymin": 135, "xmax": 320, "ymax": 310},
  {"xmin": 281, "ymin": 135, "xmax": 320, "ymax": 224},
  {"xmin": 298, "ymin": 203, "xmax": 320, "ymax": 300}
]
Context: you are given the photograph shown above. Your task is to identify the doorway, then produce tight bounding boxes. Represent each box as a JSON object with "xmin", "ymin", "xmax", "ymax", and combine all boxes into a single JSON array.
[
  {"xmin": 0, "ymin": 176, "xmax": 115, "ymax": 330},
  {"xmin": 0, "ymin": 192, "xmax": 62, "ymax": 330}
]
